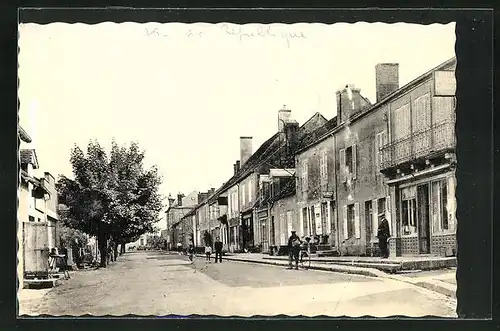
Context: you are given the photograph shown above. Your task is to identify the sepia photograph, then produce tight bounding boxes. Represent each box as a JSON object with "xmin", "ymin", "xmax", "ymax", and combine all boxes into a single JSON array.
[{"xmin": 17, "ymin": 15, "xmax": 460, "ymax": 318}]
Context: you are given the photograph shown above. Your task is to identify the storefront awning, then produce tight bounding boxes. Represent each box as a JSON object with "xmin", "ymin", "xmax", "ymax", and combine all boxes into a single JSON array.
[{"xmin": 386, "ymin": 164, "xmax": 451, "ymax": 185}]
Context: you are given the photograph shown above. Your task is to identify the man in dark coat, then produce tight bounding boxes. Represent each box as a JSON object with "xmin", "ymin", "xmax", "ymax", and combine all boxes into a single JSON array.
[
  {"xmin": 377, "ymin": 212, "xmax": 391, "ymax": 258},
  {"xmin": 287, "ymin": 230, "xmax": 302, "ymax": 270},
  {"xmin": 214, "ymin": 237, "xmax": 223, "ymax": 263}
]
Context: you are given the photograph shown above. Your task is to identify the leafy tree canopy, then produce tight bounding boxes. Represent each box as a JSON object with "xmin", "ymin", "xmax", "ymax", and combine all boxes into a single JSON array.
[{"xmin": 57, "ymin": 140, "xmax": 165, "ymax": 246}]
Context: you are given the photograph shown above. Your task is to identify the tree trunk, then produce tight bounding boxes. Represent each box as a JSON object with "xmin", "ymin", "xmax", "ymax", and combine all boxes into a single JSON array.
[
  {"xmin": 98, "ymin": 232, "xmax": 107, "ymax": 268},
  {"xmin": 120, "ymin": 242, "xmax": 126, "ymax": 255},
  {"xmin": 113, "ymin": 242, "xmax": 119, "ymax": 260}
]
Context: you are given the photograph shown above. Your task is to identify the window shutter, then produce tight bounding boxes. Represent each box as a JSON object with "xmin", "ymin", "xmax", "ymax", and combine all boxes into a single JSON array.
[
  {"xmin": 375, "ymin": 134, "xmax": 380, "ymax": 172},
  {"xmin": 343, "ymin": 205, "xmax": 348, "ymax": 240},
  {"xmin": 354, "ymin": 202, "xmax": 361, "ymax": 239},
  {"xmin": 339, "ymin": 149, "xmax": 346, "ymax": 183},
  {"xmin": 326, "ymin": 201, "xmax": 331, "ymax": 234},
  {"xmin": 315, "ymin": 203, "xmax": 322, "ymax": 235},
  {"xmin": 299, "ymin": 208, "xmax": 304, "ymax": 237},
  {"xmin": 372, "ymin": 199, "xmax": 378, "ymax": 237},
  {"xmin": 352, "ymin": 144, "xmax": 357, "ymax": 180},
  {"xmin": 386, "ymin": 196, "xmax": 391, "ymax": 236}
]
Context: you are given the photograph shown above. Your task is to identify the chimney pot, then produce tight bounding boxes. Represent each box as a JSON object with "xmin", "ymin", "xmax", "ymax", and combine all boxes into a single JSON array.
[
  {"xmin": 236, "ymin": 160, "xmax": 241, "ymax": 171},
  {"xmin": 375, "ymin": 63, "xmax": 399, "ymax": 103}
]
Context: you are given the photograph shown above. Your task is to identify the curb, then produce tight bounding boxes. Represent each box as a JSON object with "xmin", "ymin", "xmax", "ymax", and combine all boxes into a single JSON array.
[
  {"xmin": 194, "ymin": 254, "xmax": 457, "ymax": 299},
  {"xmin": 412, "ymin": 280, "xmax": 457, "ymax": 299},
  {"xmin": 196, "ymin": 254, "xmax": 385, "ymax": 278}
]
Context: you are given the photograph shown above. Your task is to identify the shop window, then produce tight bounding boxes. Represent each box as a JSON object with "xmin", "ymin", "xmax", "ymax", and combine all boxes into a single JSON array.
[
  {"xmin": 432, "ymin": 179, "xmax": 451, "ymax": 232},
  {"xmin": 302, "ymin": 207, "xmax": 308, "ymax": 236},
  {"xmin": 347, "ymin": 204, "xmax": 355, "ymax": 238},
  {"xmin": 441, "ymin": 181, "xmax": 449, "ymax": 230},
  {"xmin": 402, "ymin": 198, "xmax": 417, "ymax": 235}
]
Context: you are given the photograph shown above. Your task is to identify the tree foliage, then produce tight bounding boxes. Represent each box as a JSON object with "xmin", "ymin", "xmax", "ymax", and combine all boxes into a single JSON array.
[{"xmin": 56, "ymin": 140, "xmax": 164, "ymax": 266}]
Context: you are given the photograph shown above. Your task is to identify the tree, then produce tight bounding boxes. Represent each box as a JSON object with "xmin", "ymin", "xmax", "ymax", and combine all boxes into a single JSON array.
[
  {"xmin": 56, "ymin": 140, "xmax": 164, "ymax": 267},
  {"xmin": 146, "ymin": 235, "xmax": 165, "ymax": 250},
  {"xmin": 58, "ymin": 223, "xmax": 88, "ymax": 249}
]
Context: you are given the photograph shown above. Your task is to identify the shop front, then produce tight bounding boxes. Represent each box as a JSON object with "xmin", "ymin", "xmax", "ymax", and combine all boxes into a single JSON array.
[
  {"xmin": 241, "ymin": 210, "xmax": 254, "ymax": 251},
  {"xmin": 228, "ymin": 217, "xmax": 240, "ymax": 252},
  {"xmin": 389, "ymin": 167, "xmax": 456, "ymax": 256},
  {"xmin": 256, "ymin": 209, "xmax": 269, "ymax": 252}
]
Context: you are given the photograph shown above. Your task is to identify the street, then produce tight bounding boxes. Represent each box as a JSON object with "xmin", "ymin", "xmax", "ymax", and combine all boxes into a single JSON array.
[{"xmin": 19, "ymin": 251, "xmax": 457, "ymax": 317}]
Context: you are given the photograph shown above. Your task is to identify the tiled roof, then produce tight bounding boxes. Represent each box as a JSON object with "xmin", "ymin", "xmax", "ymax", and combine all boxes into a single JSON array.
[{"xmin": 297, "ymin": 116, "xmax": 338, "ymax": 152}]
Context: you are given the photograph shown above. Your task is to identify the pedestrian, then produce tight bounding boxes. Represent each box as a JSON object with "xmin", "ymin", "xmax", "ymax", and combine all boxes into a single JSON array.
[
  {"xmin": 188, "ymin": 244, "xmax": 195, "ymax": 263},
  {"xmin": 214, "ymin": 236, "xmax": 223, "ymax": 263},
  {"xmin": 205, "ymin": 244, "xmax": 212, "ymax": 262},
  {"xmin": 377, "ymin": 211, "xmax": 391, "ymax": 258},
  {"xmin": 287, "ymin": 230, "xmax": 302, "ymax": 270},
  {"xmin": 177, "ymin": 242, "xmax": 182, "ymax": 255}
]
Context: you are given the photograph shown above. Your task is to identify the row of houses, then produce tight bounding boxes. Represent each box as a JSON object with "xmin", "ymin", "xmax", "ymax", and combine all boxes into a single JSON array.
[
  {"xmin": 18, "ymin": 125, "xmax": 60, "ymax": 288},
  {"xmin": 166, "ymin": 57, "xmax": 457, "ymax": 257}
]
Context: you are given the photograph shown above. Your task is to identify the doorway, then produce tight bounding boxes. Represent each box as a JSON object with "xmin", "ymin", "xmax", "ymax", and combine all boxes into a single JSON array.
[
  {"xmin": 417, "ymin": 184, "xmax": 431, "ymax": 254},
  {"xmin": 270, "ymin": 216, "xmax": 275, "ymax": 246}
]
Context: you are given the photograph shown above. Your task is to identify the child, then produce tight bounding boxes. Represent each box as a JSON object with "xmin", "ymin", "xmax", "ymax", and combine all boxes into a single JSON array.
[
  {"xmin": 205, "ymin": 244, "xmax": 212, "ymax": 262},
  {"xmin": 188, "ymin": 244, "xmax": 195, "ymax": 263}
]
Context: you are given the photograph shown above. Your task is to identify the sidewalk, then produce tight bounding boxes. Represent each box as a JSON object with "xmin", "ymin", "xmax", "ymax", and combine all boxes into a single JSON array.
[{"xmin": 200, "ymin": 253, "xmax": 457, "ymax": 299}]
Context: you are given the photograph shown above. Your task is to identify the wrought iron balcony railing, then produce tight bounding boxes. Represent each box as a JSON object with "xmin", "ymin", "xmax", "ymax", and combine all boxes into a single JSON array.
[{"xmin": 380, "ymin": 120, "xmax": 455, "ymax": 170}]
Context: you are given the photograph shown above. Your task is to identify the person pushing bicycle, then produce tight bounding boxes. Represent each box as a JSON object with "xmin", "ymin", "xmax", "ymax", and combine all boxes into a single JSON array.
[{"xmin": 287, "ymin": 230, "xmax": 302, "ymax": 270}]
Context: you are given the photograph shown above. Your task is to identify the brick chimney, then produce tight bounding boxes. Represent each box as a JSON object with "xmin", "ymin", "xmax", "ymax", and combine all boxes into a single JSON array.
[
  {"xmin": 236, "ymin": 160, "xmax": 241, "ymax": 172},
  {"xmin": 278, "ymin": 105, "xmax": 292, "ymax": 132},
  {"xmin": 375, "ymin": 63, "xmax": 399, "ymax": 102},
  {"xmin": 233, "ymin": 163, "xmax": 237, "ymax": 175},
  {"xmin": 177, "ymin": 193, "xmax": 184, "ymax": 206},
  {"xmin": 240, "ymin": 137, "xmax": 253, "ymax": 166},
  {"xmin": 168, "ymin": 194, "xmax": 175, "ymax": 207},
  {"xmin": 284, "ymin": 120, "xmax": 300, "ymax": 154},
  {"xmin": 336, "ymin": 84, "xmax": 371, "ymax": 123}
]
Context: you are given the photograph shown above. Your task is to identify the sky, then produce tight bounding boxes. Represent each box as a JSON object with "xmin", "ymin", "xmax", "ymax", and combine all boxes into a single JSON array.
[{"xmin": 18, "ymin": 22, "xmax": 456, "ymax": 230}]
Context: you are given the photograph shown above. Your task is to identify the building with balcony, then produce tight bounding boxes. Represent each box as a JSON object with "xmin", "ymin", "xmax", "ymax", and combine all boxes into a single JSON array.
[
  {"xmin": 379, "ymin": 57, "xmax": 457, "ymax": 257},
  {"xmin": 291, "ymin": 57, "xmax": 456, "ymax": 257}
]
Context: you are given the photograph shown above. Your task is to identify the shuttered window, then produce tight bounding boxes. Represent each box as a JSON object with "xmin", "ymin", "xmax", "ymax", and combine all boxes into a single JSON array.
[
  {"xmin": 343, "ymin": 205, "xmax": 348, "ymax": 240},
  {"xmin": 393, "ymin": 103, "xmax": 411, "ymax": 141},
  {"xmin": 339, "ymin": 149, "xmax": 346, "ymax": 182},
  {"xmin": 375, "ymin": 131, "xmax": 387, "ymax": 172},
  {"xmin": 302, "ymin": 159, "xmax": 309, "ymax": 192},
  {"xmin": 354, "ymin": 202, "xmax": 360, "ymax": 239},
  {"xmin": 351, "ymin": 145, "xmax": 357, "ymax": 180}
]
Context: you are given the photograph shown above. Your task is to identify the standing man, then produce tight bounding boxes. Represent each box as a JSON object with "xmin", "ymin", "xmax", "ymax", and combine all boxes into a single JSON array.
[
  {"xmin": 377, "ymin": 211, "xmax": 391, "ymax": 258},
  {"xmin": 287, "ymin": 230, "xmax": 302, "ymax": 270},
  {"xmin": 214, "ymin": 236, "xmax": 223, "ymax": 263}
]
